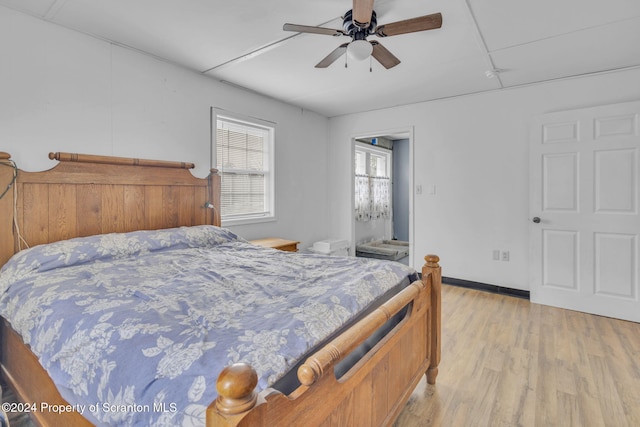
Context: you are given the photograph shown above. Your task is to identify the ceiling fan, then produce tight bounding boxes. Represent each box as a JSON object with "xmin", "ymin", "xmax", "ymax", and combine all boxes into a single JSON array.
[{"xmin": 283, "ymin": 0, "xmax": 442, "ymax": 69}]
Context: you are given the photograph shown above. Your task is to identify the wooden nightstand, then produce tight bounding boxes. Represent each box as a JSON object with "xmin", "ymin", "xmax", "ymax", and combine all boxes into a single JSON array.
[{"xmin": 250, "ymin": 237, "xmax": 300, "ymax": 252}]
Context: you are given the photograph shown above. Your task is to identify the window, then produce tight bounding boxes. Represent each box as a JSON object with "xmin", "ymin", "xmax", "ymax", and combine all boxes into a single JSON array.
[
  {"xmin": 215, "ymin": 112, "xmax": 275, "ymax": 225},
  {"xmin": 370, "ymin": 153, "xmax": 388, "ymax": 178},
  {"xmin": 355, "ymin": 144, "xmax": 390, "ymax": 178},
  {"xmin": 354, "ymin": 143, "xmax": 391, "ymax": 221},
  {"xmin": 355, "ymin": 150, "xmax": 367, "ymax": 175}
]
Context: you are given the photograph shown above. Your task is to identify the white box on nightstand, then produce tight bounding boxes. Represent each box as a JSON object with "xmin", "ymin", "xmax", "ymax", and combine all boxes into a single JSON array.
[{"xmin": 311, "ymin": 239, "xmax": 350, "ymax": 255}]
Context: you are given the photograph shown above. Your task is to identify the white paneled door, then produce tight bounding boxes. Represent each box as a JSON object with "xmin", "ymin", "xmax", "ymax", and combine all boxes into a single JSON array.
[{"xmin": 530, "ymin": 101, "xmax": 639, "ymax": 322}]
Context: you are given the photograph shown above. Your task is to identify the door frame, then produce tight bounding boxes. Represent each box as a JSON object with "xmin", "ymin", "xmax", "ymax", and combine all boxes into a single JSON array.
[{"xmin": 350, "ymin": 126, "xmax": 415, "ymax": 266}]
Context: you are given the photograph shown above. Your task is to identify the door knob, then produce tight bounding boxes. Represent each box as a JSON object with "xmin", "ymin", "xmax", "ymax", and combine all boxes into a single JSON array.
[{"xmin": 532, "ymin": 217, "xmax": 541, "ymax": 223}]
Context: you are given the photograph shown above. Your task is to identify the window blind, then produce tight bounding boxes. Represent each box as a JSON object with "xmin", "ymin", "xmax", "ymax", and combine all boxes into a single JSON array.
[{"xmin": 216, "ymin": 118, "xmax": 272, "ymax": 219}]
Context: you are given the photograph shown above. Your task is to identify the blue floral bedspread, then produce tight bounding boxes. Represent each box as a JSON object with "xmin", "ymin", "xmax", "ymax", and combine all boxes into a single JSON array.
[{"xmin": 0, "ymin": 226, "xmax": 417, "ymax": 426}]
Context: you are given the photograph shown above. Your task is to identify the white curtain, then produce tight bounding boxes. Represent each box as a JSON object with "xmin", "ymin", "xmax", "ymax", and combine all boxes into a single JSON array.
[{"xmin": 355, "ymin": 175, "xmax": 390, "ymax": 221}]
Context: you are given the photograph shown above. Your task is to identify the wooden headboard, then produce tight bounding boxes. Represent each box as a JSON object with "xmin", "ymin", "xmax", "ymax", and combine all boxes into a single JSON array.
[{"xmin": 0, "ymin": 152, "xmax": 220, "ymax": 267}]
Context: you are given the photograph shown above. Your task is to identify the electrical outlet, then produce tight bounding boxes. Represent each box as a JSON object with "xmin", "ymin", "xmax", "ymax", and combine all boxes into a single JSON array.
[
  {"xmin": 501, "ymin": 251, "xmax": 510, "ymax": 261},
  {"xmin": 492, "ymin": 250, "xmax": 500, "ymax": 261}
]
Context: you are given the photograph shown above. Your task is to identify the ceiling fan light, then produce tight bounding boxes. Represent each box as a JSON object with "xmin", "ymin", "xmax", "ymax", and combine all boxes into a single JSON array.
[{"xmin": 347, "ymin": 40, "xmax": 373, "ymax": 61}]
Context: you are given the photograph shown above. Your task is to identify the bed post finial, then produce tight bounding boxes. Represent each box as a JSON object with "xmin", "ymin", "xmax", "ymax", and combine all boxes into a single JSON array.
[
  {"xmin": 214, "ymin": 363, "xmax": 258, "ymax": 416},
  {"xmin": 424, "ymin": 254, "xmax": 440, "ymax": 268},
  {"xmin": 422, "ymin": 254, "xmax": 441, "ymax": 385}
]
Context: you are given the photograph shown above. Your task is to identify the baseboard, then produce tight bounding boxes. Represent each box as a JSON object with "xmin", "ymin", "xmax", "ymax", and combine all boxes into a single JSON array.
[{"xmin": 442, "ymin": 277, "xmax": 530, "ymax": 300}]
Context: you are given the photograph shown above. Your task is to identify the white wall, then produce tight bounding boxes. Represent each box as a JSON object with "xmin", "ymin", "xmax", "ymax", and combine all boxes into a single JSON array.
[
  {"xmin": 328, "ymin": 67, "xmax": 640, "ymax": 290},
  {"xmin": 0, "ymin": 7, "xmax": 329, "ymax": 248}
]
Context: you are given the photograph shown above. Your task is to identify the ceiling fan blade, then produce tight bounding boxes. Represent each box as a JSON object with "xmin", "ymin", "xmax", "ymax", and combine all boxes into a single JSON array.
[
  {"xmin": 375, "ymin": 12, "xmax": 442, "ymax": 37},
  {"xmin": 370, "ymin": 41, "xmax": 400, "ymax": 69},
  {"xmin": 315, "ymin": 43, "xmax": 349, "ymax": 68},
  {"xmin": 283, "ymin": 23, "xmax": 345, "ymax": 36},
  {"xmin": 352, "ymin": 0, "xmax": 374, "ymax": 28}
]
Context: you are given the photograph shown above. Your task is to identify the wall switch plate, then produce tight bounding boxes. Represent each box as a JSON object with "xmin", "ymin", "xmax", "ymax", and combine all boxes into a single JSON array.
[
  {"xmin": 416, "ymin": 184, "xmax": 422, "ymax": 195},
  {"xmin": 493, "ymin": 250, "xmax": 500, "ymax": 261},
  {"xmin": 501, "ymin": 251, "xmax": 510, "ymax": 261}
]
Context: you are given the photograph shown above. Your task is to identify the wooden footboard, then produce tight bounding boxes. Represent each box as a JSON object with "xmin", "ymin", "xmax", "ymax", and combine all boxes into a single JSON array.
[{"xmin": 208, "ymin": 255, "xmax": 442, "ymax": 427}]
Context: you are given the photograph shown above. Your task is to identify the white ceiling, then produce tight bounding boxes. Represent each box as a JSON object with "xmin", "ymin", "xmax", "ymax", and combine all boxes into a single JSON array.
[{"xmin": 2, "ymin": 0, "xmax": 639, "ymax": 117}]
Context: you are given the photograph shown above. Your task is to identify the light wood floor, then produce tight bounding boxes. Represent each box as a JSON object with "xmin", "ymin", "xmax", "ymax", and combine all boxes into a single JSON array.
[{"xmin": 394, "ymin": 284, "xmax": 640, "ymax": 427}]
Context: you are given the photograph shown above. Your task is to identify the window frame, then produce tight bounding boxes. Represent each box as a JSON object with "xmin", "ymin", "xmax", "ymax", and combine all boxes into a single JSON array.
[
  {"xmin": 213, "ymin": 109, "xmax": 276, "ymax": 226},
  {"xmin": 355, "ymin": 142, "xmax": 391, "ymax": 178}
]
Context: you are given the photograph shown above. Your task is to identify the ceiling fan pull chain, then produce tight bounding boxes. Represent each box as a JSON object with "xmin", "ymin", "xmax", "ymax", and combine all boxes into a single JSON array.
[
  {"xmin": 345, "ymin": 54, "xmax": 348, "ymax": 68},
  {"xmin": 370, "ymin": 55, "xmax": 373, "ymax": 72}
]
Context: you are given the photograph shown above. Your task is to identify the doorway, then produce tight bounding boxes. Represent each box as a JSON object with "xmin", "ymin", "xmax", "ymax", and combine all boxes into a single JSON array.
[{"xmin": 352, "ymin": 129, "xmax": 413, "ymax": 266}]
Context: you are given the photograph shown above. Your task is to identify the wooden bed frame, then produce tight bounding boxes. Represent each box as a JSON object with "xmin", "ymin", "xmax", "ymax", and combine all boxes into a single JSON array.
[{"xmin": 0, "ymin": 151, "xmax": 441, "ymax": 427}]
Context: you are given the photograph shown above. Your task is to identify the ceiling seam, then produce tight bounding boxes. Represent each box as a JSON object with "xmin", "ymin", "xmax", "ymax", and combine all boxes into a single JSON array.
[
  {"xmin": 487, "ymin": 15, "xmax": 640, "ymax": 53},
  {"xmin": 329, "ymin": 63, "xmax": 640, "ymax": 118},
  {"xmin": 463, "ymin": 0, "xmax": 504, "ymax": 88},
  {"xmin": 201, "ymin": 34, "xmax": 299, "ymax": 74},
  {"xmin": 43, "ymin": 0, "xmax": 69, "ymax": 20},
  {"xmin": 201, "ymin": 15, "xmax": 342, "ymax": 74}
]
